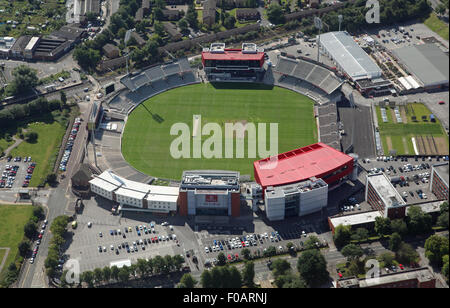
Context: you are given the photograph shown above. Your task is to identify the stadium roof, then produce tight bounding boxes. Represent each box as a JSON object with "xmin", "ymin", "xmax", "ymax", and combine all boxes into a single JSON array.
[
  {"xmin": 392, "ymin": 43, "xmax": 449, "ymax": 88},
  {"xmin": 254, "ymin": 142, "xmax": 354, "ymax": 188},
  {"xmin": 318, "ymin": 31, "xmax": 382, "ymax": 81},
  {"xmin": 202, "ymin": 49, "xmax": 264, "ymax": 61}
]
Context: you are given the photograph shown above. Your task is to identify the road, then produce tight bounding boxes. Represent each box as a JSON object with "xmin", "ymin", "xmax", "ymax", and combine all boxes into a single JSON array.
[{"xmin": 18, "ymin": 98, "xmax": 93, "ymax": 288}]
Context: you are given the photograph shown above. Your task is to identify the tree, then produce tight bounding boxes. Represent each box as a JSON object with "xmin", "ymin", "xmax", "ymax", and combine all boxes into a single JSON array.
[
  {"xmin": 136, "ymin": 258, "xmax": 148, "ymax": 277},
  {"xmin": 271, "ymin": 259, "xmax": 291, "ymax": 277},
  {"xmin": 172, "ymin": 254, "xmax": 184, "ymax": 271},
  {"xmin": 154, "ymin": 21, "xmax": 165, "ymax": 36},
  {"xmin": 177, "ymin": 18, "xmax": 189, "ymax": 35},
  {"xmin": 407, "ymin": 206, "xmax": 432, "ymax": 235},
  {"xmin": 351, "ymin": 228, "xmax": 369, "ymax": 242},
  {"xmin": 18, "ymin": 241, "xmax": 31, "ymax": 257},
  {"xmin": 378, "ymin": 252, "xmax": 395, "ymax": 267},
  {"xmin": 442, "ymin": 255, "xmax": 449, "ymax": 282},
  {"xmin": 200, "ymin": 269, "xmax": 213, "ymax": 288},
  {"xmin": 333, "ymin": 224, "xmax": 352, "ymax": 248},
  {"xmin": 297, "ymin": 249, "xmax": 329, "ymax": 287},
  {"xmin": 7, "ymin": 65, "xmax": 38, "ymax": 96},
  {"xmin": 217, "ymin": 252, "xmax": 227, "ymax": 266},
  {"xmin": 81, "ymin": 271, "xmax": 94, "ymax": 287},
  {"xmin": 24, "ymin": 221, "xmax": 37, "ymax": 239},
  {"xmin": 267, "ymin": 4, "xmax": 285, "ymax": 24},
  {"xmin": 186, "ymin": 4, "xmax": 198, "ymax": 29},
  {"xmin": 241, "ymin": 248, "xmax": 251, "ymax": 260},
  {"xmin": 46, "ymin": 173, "xmax": 57, "ymax": 185},
  {"xmin": 228, "ymin": 266, "xmax": 242, "ymax": 288},
  {"xmin": 424, "ymin": 235, "xmax": 449, "ymax": 266},
  {"xmin": 390, "ymin": 219, "xmax": 408, "ymax": 236},
  {"xmin": 73, "ymin": 46, "xmax": 101, "ymax": 72},
  {"xmin": 110, "ymin": 266, "xmax": 120, "ymax": 281},
  {"xmin": 25, "ymin": 131, "xmax": 38, "ymax": 143},
  {"xmin": 118, "ymin": 266, "xmax": 130, "ymax": 283},
  {"xmin": 179, "ymin": 273, "xmax": 197, "ymax": 288},
  {"xmin": 32, "ymin": 206, "xmax": 45, "ymax": 220},
  {"xmin": 223, "ymin": 15, "xmax": 236, "ymax": 29},
  {"xmin": 60, "ymin": 91, "xmax": 67, "ymax": 107},
  {"xmin": 438, "ymin": 212, "xmax": 449, "ymax": 229},
  {"xmin": 396, "ymin": 242, "xmax": 419, "ymax": 265},
  {"xmin": 304, "ymin": 235, "xmax": 320, "ymax": 250},
  {"xmin": 242, "ymin": 261, "xmax": 255, "ymax": 287},
  {"xmin": 102, "ymin": 267, "xmax": 111, "ymax": 283},
  {"xmin": 374, "ymin": 216, "xmax": 391, "ymax": 237},
  {"xmin": 263, "ymin": 246, "xmax": 277, "ymax": 257},
  {"xmin": 93, "ymin": 268, "xmax": 104, "ymax": 285},
  {"xmin": 389, "ymin": 232, "xmax": 402, "ymax": 252},
  {"xmin": 341, "ymin": 244, "xmax": 364, "ymax": 261}
]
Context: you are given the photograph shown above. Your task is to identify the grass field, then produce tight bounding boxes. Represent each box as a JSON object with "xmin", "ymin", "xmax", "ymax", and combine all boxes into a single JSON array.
[
  {"xmin": 376, "ymin": 103, "xmax": 448, "ymax": 155},
  {"xmin": 122, "ymin": 83, "xmax": 317, "ymax": 180},
  {"xmin": 0, "ymin": 204, "xmax": 34, "ymax": 281},
  {"xmin": 424, "ymin": 13, "xmax": 449, "ymax": 41},
  {"xmin": 6, "ymin": 110, "xmax": 71, "ymax": 186}
]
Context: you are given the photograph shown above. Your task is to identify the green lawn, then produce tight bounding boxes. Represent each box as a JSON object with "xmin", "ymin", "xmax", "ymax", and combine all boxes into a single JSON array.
[
  {"xmin": 122, "ymin": 83, "xmax": 317, "ymax": 180},
  {"xmin": 9, "ymin": 112, "xmax": 68, "ymax": 186},
  {"xmin": 0, "ymin": 204, "xmax": 34, "ymax": 281},
  {"xmin": 376, "ymin": 103, "xmax": 448, "ymax": 155},
  {"xmin": 424, "ymin": 13, "xmax": 449, "ymax": 41}
]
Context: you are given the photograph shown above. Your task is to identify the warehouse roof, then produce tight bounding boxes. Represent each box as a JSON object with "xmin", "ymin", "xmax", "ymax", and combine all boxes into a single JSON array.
[
  {"xmin": 319, "ymin": 31, "xmax": 382, "ymax": 81},
  {"xmin": 254, "ymin": 142, "xmax": 354, "ymax": 188},
  {"xmin": 392, "ymin": 44, "xmax": 449, "ymax": 88}
]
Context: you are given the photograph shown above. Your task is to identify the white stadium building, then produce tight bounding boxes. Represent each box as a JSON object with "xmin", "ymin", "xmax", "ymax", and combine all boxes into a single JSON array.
[{"xmin": 89, "ymin": 170, "xmax": 179, "ymax": 214}]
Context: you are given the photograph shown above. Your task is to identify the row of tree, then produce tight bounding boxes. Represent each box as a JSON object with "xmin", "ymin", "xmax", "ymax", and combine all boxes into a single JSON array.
[
  {"xmin": 0, "ymin": 96, "xmax": 65, "ymax": 130},
  {"xmin": 1, "ymin": 206, "xmax": 45, "ymax": 287},
  {"xmin": 333, "ymin": 203, "xmax": 448, "ymax": 249},
  {"xmin": 45, "ymin": 216, "xmax": 70, "ymax": 278},
  {"xmin": 266, "ymin": 0, "xmax": 432, "ymax": 34},
  {"xmin": 63, "ymin": 254, "xmax": 185, "ymax": 287}
]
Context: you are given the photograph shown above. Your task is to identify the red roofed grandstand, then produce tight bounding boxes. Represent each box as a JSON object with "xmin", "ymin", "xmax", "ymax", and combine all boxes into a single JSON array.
[
  {"xmin": 254, "ymin": 142, "xmax": 354, "ymax": 190},
  {"xmin": 202, "ymin": 42, "xmax": 266, "ymax": 81}
]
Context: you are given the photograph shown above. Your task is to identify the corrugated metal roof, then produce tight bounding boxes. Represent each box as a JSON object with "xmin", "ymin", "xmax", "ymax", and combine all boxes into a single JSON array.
[
  {"xmin": 319, "ymin": 31, "xmax": 382, "ymax": 81},
  {"xmin": 393, "ymin": 44, "xmax": 449, "ymax": 88}
]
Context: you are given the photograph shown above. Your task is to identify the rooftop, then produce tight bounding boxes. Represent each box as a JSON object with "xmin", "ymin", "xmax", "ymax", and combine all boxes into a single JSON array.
[
  {"xmin": 266, "ymin": 177, "xmax": 328, "ymax": 199},
  {"xmin": 432, "ymin": 162, "xmax": 449, "ymax": 187},
  {"xmin": 392, "ymin": 43, "xmax": 449, "ymax": 88},
  {"xmin": 181, "ymin": 170, "xmax": 240, "ymax": 190},
  {"xmin": 329, "ymin": 211, "xmax": 382, "ymax": 228},
  {"xmin": 89, "ymin": 170, "xmax": 179, "ymax": 200},
  {"xmin": 254, "ymin": 143, "xmax": 354, "ymax": 188},
  {"xmin": 367, "ymin": 173, "xmax": 406, "ymax": 209},
  {"xmin": 318, "ymin": 31, "xmax": 382, "ymax": 81}
]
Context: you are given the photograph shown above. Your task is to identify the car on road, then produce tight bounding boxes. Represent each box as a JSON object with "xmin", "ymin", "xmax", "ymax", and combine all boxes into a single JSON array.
[{"xmin": 439, "ymin": 101, "xmax": 445, "ymax": 105}]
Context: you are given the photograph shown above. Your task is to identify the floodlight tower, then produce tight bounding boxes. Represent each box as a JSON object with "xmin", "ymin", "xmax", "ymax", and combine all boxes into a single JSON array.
[
  {"xmin": 338, "ymin": 14, "xmax": 343, "ymax": 32},
  {"xmin": 124, "ymin": 29, "xmax": 132, "ymax": 75},
  {"xmin": 314, "ymin": 17, "xmax": 323, "ymax": 63}
]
